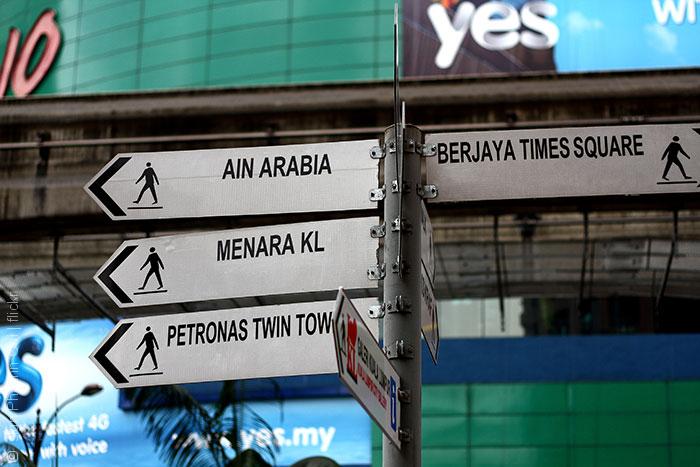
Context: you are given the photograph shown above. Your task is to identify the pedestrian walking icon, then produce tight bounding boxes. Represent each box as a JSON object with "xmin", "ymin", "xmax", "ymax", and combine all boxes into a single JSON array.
[
  {"xmin": 658, "ymin": 136, "xmax": 696, "ymax": 185},
  {"xmin": 131, "ymin": 326, "xmax": 163, "ymax": 377},
  {"xmin": 134, "ymin": 247, "xmax": 167, "ymax": 295},
  {"xmin": 128, "ymin": 162, "xmax": 163, "ymax": 210}
]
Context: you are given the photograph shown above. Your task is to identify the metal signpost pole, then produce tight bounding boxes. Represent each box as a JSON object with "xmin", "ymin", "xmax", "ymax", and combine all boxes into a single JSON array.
[{"xmin": 382, "ymin": 124, "xmax": 424, "ymax": 467}]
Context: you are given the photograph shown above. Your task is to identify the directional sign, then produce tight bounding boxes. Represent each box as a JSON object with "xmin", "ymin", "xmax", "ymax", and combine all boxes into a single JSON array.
[
  {"xmin": 85, "ymin": 140, "xmax": 378, "ymax": 220},
  {"xmin": 91, "ymin": 298, "xmax": 378, "ymax": 388},
  {"xmin": 420, "ymin": 262, "xmax": 439, "ymax": 365},
  {"xmin": 420, "ymin": 201, "xmax": 435, "ymax": 284},
  {"xmin": 95, "ymin": 217, "xmax": 378, "ymax": 308},
  {"xmin": 333, "ymin": 288, "xmax": 401, "ymax": 446},
  {"xmin": 427, "ymin": 124, "xmax": 700, "ymax": 202}
]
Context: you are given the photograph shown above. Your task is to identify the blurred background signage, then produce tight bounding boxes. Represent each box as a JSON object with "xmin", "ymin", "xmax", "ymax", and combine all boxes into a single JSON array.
[
  {"xmin": 404, "ymin": 0, "xmax": 700, "ymax": 77},
  {"xmin": 0, "ymin": 320, "xmax": 371, "ymax": 466},
  {"xmin": 1, "ymin": 1, "xmax": 699, "ymax": 100}
]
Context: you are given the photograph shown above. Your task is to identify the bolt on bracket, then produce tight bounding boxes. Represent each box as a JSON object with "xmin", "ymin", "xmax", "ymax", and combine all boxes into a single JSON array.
[
  {"xmin": 405, "ymin": 139, "xmax": 418, "ymax": 154},
  {"xmin": 368, "ymin": 304, "xmax": 385, "ymax": 319},
  {"xmin": 367, "ymin": 264, "xmax": 386, "ymax": 280},
  {"xmin": 391, "ymin": 259, "xmax": 408, "ymax": 275},
  {"xmin": 385, "ymin": 340, "xmax": 415, "ymax": 360},
  {"xmin": 370, "ymin": 223, "xmax": 386, "ymax": 238},
  {"xmin": 398, "ymin": 428, "xmax": 413, "ymax": 443},
  {"xmin": 398, "ymin": 388, "xmax": 412, "ymax": 403},
  {"xmin": 369, "ymin": 145, "xmax": 384, "ymax": 159},
  {"xmin": 369, "ymin": 187, "xmax": 386, "ymax": 202},
  {"xmin": 391, "ymin": 179, "xmax": 412, "ymax": 193},
  {"xmin": 391, "ymin": 217, "xmax": 411, "ymax": 233},
  {"xmin": 417, "ymin": 184, "xmax": 438, "ymax": 199},
  {"xmin": 422, "ymin": 143, "xmax": 437, "ymax": 157},
  {"xmin": 385, "ymin": 295, "xmax": 411, "ymax": 314}
]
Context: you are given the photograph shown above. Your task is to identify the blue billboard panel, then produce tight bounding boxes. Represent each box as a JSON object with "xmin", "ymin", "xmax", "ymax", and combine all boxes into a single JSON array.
[
  {"xmin": 404, "ymin": 0, "xmax": 700, "ymax": 77},
  {"xmin": 233, "ymin": 399, "xmax": 371, "ymax": 466},
  {"xmin": 555, "ymin": 0, "xmax": 700, "ymax": 73},
  {"xmin": 0, "ymin": 319, "xmax": 370, "ymax": 466}
]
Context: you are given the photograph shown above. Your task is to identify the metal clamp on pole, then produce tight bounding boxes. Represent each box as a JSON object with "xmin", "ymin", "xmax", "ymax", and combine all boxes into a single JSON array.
[
  {"xmin": 417, "ymin": 185, "xmax": 438, "ymax": 199},
  {"xmin": 386, "ymin": 295, "xmax": 411, "ymax": 314},
  {"xmin": 391, "ymin": 179, "xmax": 411, "ymax": 193},
  {"xmin": 405, "ymin": 139, "xmax": 421, "ymax": 155},
  {"xmin": 370, "ymin": 145, "xmax": 385, "ymax": 159},
  {"xmin": 421, "ymin": 143, "xmax": 437, "ymax": 157},
  {"xmin": 368, "ymin": 304, "xmax": 386, "ymax": 319},
  {"xmin": 370, "ymin": 223, "xmax": 386, "ymax": 238},
  {"xmin": 367, "ymin": 264, "xmax": 386, "ymax": 280},
  {"xmin": 391, "ymin": 259, "xmax": 408, "ymax": 275},
  {"xmin": 398, "ymin": 428, "xmax": 413, "ymax": 444},
  {"xmin": 385, "ymin": 340, "xmax": 415, "ymax": 360},
  {"xmin": 398, "ymin": 388, "xmax": 412, "ymax": 403},
  {"xmin": 370, "ymin": 187, "xmax": 386, "ymax": 202},
  {"xmin": 391, "ymin": 217, "xmax": 411, "ymax": 233}
]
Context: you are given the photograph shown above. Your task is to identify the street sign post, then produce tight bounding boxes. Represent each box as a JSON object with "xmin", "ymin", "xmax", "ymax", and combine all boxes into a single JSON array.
[
  {"xmin": 95, "ymin": 217, "xmax": 378, "ymax": 308},
  {"xmin": 378, "ymin": 123, "xmax": 426, "ymax": 464},
  {"xmin": 91, "ymin": 298, "xmax": 378, "ymax": 388},
  {"xmin": 427, "ymin": 124, "xmax": 700, "ymax": 203},
  {"xmin": 333, "ymin": 288, "xmax": 401, "ymax": 447},
  {"xmin": 85, "ymin": 140, "xmax": 378, "ymax": 220}
]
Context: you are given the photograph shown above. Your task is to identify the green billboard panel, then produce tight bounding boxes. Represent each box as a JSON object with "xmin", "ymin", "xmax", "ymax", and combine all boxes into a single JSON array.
[{"xmin": 0, "ymin": 0, "xmax": 394, "ymax": 99}]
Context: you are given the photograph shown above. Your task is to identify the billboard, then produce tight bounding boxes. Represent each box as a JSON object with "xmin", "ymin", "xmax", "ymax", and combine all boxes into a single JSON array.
[
  {"xmin": 1, "ymin": 1, "xmax": 698, "ymax": 101},
  {"xmin": 404, "ymin": 0, "xmax": 700, "ymax": 77},
  {"xmin": 0, "ymin": 317, "xmax": 370, "ymax": 466}
]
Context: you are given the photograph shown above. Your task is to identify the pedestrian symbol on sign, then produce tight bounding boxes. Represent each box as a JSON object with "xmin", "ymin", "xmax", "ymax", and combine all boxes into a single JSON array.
[
  {"xmin": 658, "ymin": 136, "xmax": 696, "ymax": 185},
  {"xmin": 131, "ymin": 326, "xmax": 163, "ymax": 377},
  {"xmin": 135, "ymin": 247, "xmax": 167, "ymax": 295},
  {"xmin": 129, "ymin": 162, "xmax": 163, "ymax": 210}
]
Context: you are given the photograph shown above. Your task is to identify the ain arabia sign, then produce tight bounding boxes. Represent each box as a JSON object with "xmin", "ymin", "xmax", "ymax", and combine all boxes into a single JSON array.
[{"xmin": 0, "ymin": 9, "xmax": 62, "ymax": 99}]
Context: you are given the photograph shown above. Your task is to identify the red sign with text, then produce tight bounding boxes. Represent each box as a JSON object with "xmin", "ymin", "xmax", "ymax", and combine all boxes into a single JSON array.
[{"xmin": 1, "ymin": 9, "xmax": 61, "ymax": 99}]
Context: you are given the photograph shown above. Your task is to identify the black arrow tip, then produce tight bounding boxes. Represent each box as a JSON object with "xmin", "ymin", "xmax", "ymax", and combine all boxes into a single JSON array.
[
  {"xmin": 694, "ymin": 128, "xmax": 700, "ymax": 137},
  {"xmin": 94, "ymin": 322, "xmax": 133, "ymax": 385},
  {"xmin": 98, "ymin": 245, "xmax": 137, "ymax": 305},
  {"xmin": 87, "ymin": 156, "xmax": 131, "ymax": 217}
]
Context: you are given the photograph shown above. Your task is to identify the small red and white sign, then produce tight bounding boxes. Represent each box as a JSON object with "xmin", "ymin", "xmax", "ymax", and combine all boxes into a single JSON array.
[{"xmin": 333, "ymin": 288, "xmax": 401, "ymax": 446}]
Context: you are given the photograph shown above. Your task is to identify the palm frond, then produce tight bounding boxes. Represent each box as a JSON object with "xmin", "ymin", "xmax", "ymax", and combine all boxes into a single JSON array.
[
  {"xmin": 262, "ymin": 379, "xmax": 285, "ymax": 424},
  {"xmin": 127, "ymin": 385, "xmax": 225, "ymax": 467},
  {"xmin": 241, "ymin": 405, "xmax": 279, "ymax": 464},
  {"xmin": 127, "ymin": 381, "xmax": 283, "ymax": 467}
]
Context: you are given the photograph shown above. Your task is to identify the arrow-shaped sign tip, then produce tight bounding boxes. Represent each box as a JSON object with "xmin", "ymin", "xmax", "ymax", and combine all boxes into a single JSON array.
[
  {"xmin": 96, "ymin": 244, "xmax": 137, "ymax": 306},
  {"xmin": 92, "ymin": 322, "xmax": 133, "ymax": 386},
  {"xmin": 86, "ymin": 156, "xmax": 131, "ymax": 218}
]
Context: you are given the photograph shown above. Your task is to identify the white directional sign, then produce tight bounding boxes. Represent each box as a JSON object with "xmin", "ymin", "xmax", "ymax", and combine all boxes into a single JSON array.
[
  {"xmin": 85, "ymin": 140, "xmax": 378, "ymax": 220},
  {"xmin": 91, "ymin": 298, "xmax": 378, "ymax": 388},
  {"xmin": 333, "ymin": 288, "xmax": 401, "ymax": 446},
  {"xmin": 95, "ymin": 217, "xmax": 378, "ymax": 308},
  {"xmin": 420, "ymin": 262, "xmax": 439, "ymax": 365},
  {"xmin": 427, "ymin": 124, "xmax": 700, "ymax": 202}
]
